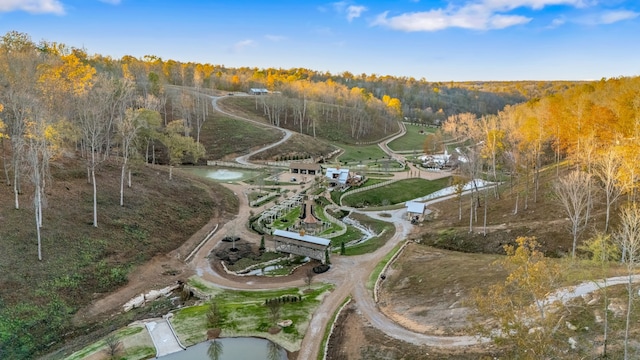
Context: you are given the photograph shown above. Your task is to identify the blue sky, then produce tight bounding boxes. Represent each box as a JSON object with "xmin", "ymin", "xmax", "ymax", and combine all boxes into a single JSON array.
[{"xmin": 1, "ymin": 0, "xmax": 639, "ymax": 81}]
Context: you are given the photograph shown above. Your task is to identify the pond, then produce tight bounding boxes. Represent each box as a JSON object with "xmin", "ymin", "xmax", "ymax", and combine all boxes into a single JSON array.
[
  {"xmin": 181, "ymin": 167, "xmax": 261, "ymax": 182},
  {"xmin": 158, "ymin": 337, "xmax": 287, "ymax": 360}
]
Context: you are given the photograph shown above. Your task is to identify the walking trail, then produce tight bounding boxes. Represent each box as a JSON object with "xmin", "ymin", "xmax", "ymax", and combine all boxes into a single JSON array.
[{"xmin": 78, "ymin": 91, "xmax": 639, "ymax": 359}]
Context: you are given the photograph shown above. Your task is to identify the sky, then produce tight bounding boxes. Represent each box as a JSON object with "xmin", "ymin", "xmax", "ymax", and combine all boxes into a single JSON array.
[{"xmin": 0, "ymin": 0, "xmax": 639, "ymax": 81}]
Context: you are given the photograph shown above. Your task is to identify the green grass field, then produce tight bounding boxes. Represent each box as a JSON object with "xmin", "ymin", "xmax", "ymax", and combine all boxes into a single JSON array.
[
  {"xmin": 387, "ymin": 124, "xmax": 436, "ymax": 152},
  {"xmin": 341, "ymin": 177, "xmax": 450, "ymax": 207},
  {"xmin": 172, "ymin": 278, "xmax": 334, "ymax": 351},
  {"xmin": 335, "ymin": 143, "xmax": 388, "ymax": 164},
  {"xmin": 198, "ymin": 111, "xmax": 282, "ymax": 160}
]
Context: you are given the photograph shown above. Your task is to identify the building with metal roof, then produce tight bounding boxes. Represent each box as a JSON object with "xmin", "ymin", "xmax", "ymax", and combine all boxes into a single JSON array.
[{"xmin": 272, "ymin": 229, "xmax": 330, "ymax": 263}]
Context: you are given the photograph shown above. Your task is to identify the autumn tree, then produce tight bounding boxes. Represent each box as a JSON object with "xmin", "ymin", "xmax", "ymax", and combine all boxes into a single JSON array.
[
  {"xmin": 613, "ymin": 203, "xmax": 640, "ymax": 360},
  {"xmin": 442, "ymin": 113, "xmax": 483, "ymax": 213},
  {"xmin": 422, "ymin": 130, "xmax": 443, "ymax": 154},
  {"xmin": 117, "ymin": 108, "xmax": 160, "ymax": 206},
  {"xmin": 0, "ymin": 103, "xmax": 7, "ymax": 184},
  {"xmin": 554, "ymin": 170, "xmax": 592, "ymax": 258},
  {"xmin": 593, "ymin": 146, "xmax": 626, "ymax": 232},
  {"xmin": 76, "ymin": 74, "xmax": 120, "ymax": 228},
  {"xmin": 161, "ymin": 120, "xmax": 205, "ymax": 180},
  {"xmin": 579, "ymin": 232, "xmax": 620, "ymax": 358},
  {"xmin": 0, "ymin": 32, "xmax": 41, "ymax": 209},
  {"xmin": 480, "ymin": 114, "xmax": 505, "ymax": 189},
  {"xmin": 469, "ymin": 237, "xmax": 564, "ymax": 359},
  {"xmin": 24, "ymin": 101, "xmax": 56, "ymax": 260}
]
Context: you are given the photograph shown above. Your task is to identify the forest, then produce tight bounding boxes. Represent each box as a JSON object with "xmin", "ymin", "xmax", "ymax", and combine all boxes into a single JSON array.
[{"xmin": 1, "ymin": 28, "xmax": 640, "ymax": 359}]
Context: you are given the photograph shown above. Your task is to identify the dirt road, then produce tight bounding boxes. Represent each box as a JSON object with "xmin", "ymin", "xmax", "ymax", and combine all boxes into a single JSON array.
[{"xmin": 76, "ymin": 92, "xmax": 485, "ymax": 359}]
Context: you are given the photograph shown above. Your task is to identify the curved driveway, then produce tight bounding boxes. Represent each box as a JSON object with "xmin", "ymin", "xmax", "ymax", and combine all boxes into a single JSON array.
[
  {"xmin": 209, "ymin": 95, "xmax": 293, "ymax": 166},
  {"xmin": 187, "ymin": 94, "xmax": 487, "ymax": 358},
  {"xmin": 190, "ymin": 93, "xmax": 640, "ymax": 358}
]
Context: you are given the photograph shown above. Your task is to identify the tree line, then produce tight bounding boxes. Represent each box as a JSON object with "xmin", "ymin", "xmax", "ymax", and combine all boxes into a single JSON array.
[
  {"xmin": 438, "ymin": 76, "xmax": 640, "ymax": 359},
  {"xmin": 0, "ymin": 31, "xmax": 203, "ymax": 260}
]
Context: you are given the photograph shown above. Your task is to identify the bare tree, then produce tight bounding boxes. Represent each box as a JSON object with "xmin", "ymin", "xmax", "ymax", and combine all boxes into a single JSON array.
[
  {"xmin": 103, "ymin": 333, "xmax": 121, "ymax": 360},
  {"xmin": 305, "ymin": 268, "xmax": 315, "ymax": 289},
  {"xmin": 613, "ymin": 203, "xmax": 640, "ymax": 360},
  {"xmin": 593, "ymin": 147, "xmax": 626, "ymax": 232},
  {"xmin": 0, "ymin": 32, "xmax": 40, "ymax": 210},
  {"xmin": 116, "ymin": 108, "xmax": 160, "ymax": 206},
  {"xmin": 77, "ymin": 76, "xmax": 113, "ymax": 227},
  {"xmin": 3, "ymin": 89, "xmax": 31, "ymax": 209},
  {"xmin": 266, "ymin": 299, "xmax": 281, "ymax": 325},
  {"xmin": 554, "ymin": 170, "xmax": 592, "ymax": 258},
  {"xmin": 25, "ymin": 104, "xmax": 53, "ymax": 261}
]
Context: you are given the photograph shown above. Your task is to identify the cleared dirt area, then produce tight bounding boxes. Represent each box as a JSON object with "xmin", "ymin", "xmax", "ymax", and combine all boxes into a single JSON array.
[
  {"xmin": 377, "ymin": 243, "xmax": 505, "ymax": 337},
  {"xmin": 326, "ymin": 164, "xmax": 640, "ymax": 358},
  {"xmin": 327, "ymin": 302, "xmax": 502, "ymax": 359}
]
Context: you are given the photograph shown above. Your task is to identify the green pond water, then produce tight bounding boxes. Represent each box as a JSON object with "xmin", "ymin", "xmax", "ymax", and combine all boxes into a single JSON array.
[
  {"xmin": 181, "ymin": 167, "xmax": 261, "ymax": 182},
  {"xmin": 158, "ymin": 338, "xmax": 287, "ymax": 360}
]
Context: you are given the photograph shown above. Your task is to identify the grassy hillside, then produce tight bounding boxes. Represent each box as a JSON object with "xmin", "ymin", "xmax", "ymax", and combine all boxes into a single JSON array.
[
  {"xmin": 219, "ymin": 96, "xmax": 400, "ymax": 144},
  {"xmin": 198, "ymin": 110, "xmax": 282, "ymax": 161},
  {"xmin": 0, "ymin": 155, "xmax": 238, "ymax": 359}
]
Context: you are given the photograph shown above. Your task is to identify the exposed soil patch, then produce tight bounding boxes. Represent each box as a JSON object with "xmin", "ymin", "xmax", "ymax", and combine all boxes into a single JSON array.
[
  {"xmin": 327, "ymin": 301, "xmax": 502, "ymax": 359},
  {"xmin": 377, "ymin": 243, "xmax": 505, "ymax": 337},
  {"xmin": 213, "ymin": 240, "xmax": 254, "ymax": 264}
]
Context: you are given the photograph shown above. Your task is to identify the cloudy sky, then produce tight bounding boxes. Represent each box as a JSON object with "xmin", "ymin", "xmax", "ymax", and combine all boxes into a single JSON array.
[{"xmin": 1, "ymin": 0, "xmax": 639, "ymax": 81}]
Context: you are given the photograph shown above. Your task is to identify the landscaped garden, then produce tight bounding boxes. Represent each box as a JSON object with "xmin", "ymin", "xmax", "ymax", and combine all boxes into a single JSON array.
[
  {"xmin": 340, "ymin": 177, "xmax": 450, "ymax": 208},
  {"xmin": 174, "ymin": 278, "xmax": 335, "ymax": 351}
]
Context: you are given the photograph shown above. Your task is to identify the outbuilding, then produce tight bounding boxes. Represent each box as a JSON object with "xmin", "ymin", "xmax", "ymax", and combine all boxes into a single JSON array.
[
  {"xmin": 405, "ymin": 201, "xmax": 426, "ymax": 222},
  {"xmin": 290, "ymin": 162, "xmax": 321, "ymax": 176},
  {"xmin": 272, "ymin": 229, "xmax": 330, "ymax": 263}
]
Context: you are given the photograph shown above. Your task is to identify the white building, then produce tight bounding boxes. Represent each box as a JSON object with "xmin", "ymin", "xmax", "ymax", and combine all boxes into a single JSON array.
[
  {"xmin": 405, "ymin": 201, "xmax": 426, "ymax": 222},
  {"xmin": 325, "ymin": 167, "xmax": 350, "ymax": 187}
]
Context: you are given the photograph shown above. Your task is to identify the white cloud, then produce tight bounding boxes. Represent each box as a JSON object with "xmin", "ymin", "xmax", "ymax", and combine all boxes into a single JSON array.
[
  {"xmin": 332, "ymin": 1, "xmax": 367, "ymax": 21},
  {"xmin": 597, "ymin": 9, "xmax": 639, "ymax": 24},
  {"xmin": 489, "ymin": 14, "xmax": 532, "ymax": 28},
  {"xmin": 332, "ymin": 1, "xmax": 347, "ymax": 13},
  {"xmin": 547, "ymin": 16, "xmax": 566, "ymax": 28},
  {"xmin": 346, "ymin": 5, "xmax": 367, "ymax": 21},
  {"xmin": 373, "ymin": 8, "xmax": 530, "ymax": 31},
  {"xmin": 372, "ymin": 0, "xmax": 595, "ymax": 31},
  {"xmin": 0, "ymin": 0, "xmax": 64, "ymax": 14},
  {"xmin": 482, "ymin": 0, "xmax": 591, "ymax": 11},
  {"xmin": 231, "ymin": 39, "xmax": 255, "ymax": 53},
  {"xmin": 565, "ymin": 8, "xmax": 639, "ymax": 26}
]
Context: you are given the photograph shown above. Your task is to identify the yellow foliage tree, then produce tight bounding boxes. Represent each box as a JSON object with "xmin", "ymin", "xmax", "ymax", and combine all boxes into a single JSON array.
[{"xmin": 469, "ymin": 237, "xmax": 565, "ymax": 359}]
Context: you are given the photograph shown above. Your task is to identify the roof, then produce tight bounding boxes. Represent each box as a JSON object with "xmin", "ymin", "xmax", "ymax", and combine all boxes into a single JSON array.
[
  {"xmin": 273, "ymin": 229, "xmax": 331, "ymax": 247},
  {"xmin": 406, "ymin": 201, "xmax": 426, "ymax": 214},
  {"xmin": 289, "ymin": 162, "xmax": 321, "ymax": 170},
  {"xmin": 303, "ymin": 201, "xmax": 319, "ymax": 224},
  {"xmin": 326, "ymin": 167, "xmax": 350, "ymax": 184}
]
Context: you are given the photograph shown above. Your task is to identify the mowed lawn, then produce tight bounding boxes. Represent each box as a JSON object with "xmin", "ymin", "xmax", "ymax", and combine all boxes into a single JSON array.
[
  {"xmin": 335, "ymin": 143, "xmax": 388, "ymax": 164},
  {"xmin": 341, "ymin": 177, "xmax": 450, "ymax": 207},
  {"xmin": 199, "ymin": 111, "xmax": 282, "ymax": 160},
  {"xmin": 172, "ymin": 278, "xmax": 334, "ymax": 351},
  {"xmin": 387, "ymin": 124, "xmax": 436, "ymax": 152}
]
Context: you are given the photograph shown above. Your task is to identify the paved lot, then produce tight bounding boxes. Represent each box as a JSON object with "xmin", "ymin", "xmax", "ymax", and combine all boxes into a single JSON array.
[{"xmin": 145, "ymin": 319, "xmax": 184, "ymax": 357}]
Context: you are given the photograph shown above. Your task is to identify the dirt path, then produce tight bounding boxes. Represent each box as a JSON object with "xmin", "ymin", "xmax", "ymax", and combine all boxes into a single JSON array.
[
  {"xmin": 72, "ymin": 91, "xmax": 487, "ymax": 359},
  {"xmin": 210, "ymin": 95, "xmax": 293, "ymax": 166}
]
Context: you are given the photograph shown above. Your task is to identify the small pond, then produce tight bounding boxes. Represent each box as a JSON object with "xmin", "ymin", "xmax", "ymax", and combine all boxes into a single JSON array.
[
  {"xmin": 158, "ymin": 337, "xmax": 287, "ymax": 360},
  {"xmin": 181, "ymin": 167, "xmax": 261, "ymax": 182}
]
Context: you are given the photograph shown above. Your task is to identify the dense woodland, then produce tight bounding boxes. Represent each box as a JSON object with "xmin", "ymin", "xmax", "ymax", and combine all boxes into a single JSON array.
[{"xmin": 1, "ymin": 29, "xmax": 640, "ymax": 358}]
